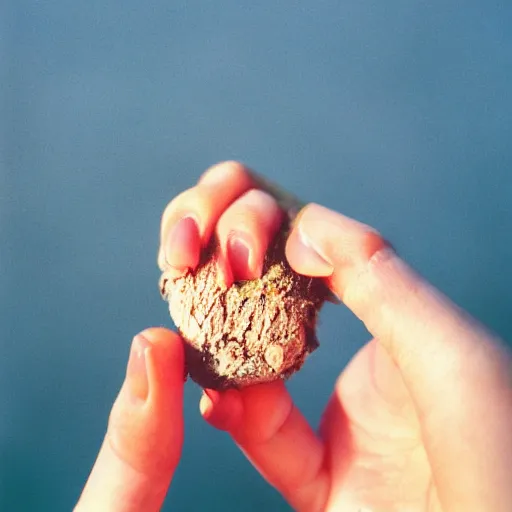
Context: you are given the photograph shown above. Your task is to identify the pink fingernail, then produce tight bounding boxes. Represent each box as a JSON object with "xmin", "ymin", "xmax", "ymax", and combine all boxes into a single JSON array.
[
  {"xmin": 126, "ymin": 334, "xmax": 150, "ymax": 402},
  {"xmin": 165, "ymin": 216, "xmax": 201, "ymax": 269},
  {"xmin": 296, "ymin": 224, "xmax": 334, "ymax": 275},
  {"xmin": 227, "ymin": 234, "xmax": 254, "ymax": 281}
]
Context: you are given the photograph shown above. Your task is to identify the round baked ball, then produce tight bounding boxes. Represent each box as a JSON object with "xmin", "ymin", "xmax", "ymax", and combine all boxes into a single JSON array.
[{"xmin": 159, "ymin": 222, "xmax": 328, "ymax": 390}]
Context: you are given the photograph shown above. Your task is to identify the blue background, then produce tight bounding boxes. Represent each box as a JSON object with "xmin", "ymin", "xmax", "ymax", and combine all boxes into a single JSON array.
[{"xmin": 2, "ymin": 1, "xmax": 511, "ymax": 510}]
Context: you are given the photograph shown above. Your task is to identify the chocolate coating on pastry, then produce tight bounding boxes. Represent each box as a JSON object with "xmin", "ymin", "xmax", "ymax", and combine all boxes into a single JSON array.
[{"xmin": 160, "ymin": 222, "xmax": 328, "ymax": 390}]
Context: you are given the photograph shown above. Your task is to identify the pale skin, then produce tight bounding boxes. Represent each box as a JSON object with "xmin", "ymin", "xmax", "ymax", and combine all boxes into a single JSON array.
[{"xmin": 76, "ymin": 162, "xmax": 512, "ymax": 512}]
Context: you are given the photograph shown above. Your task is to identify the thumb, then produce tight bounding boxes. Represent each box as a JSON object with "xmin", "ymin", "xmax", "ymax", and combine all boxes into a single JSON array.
[
  {"xmin": 286, "ymin": 203, "xmax": 512, "ymax": 512},
  {"xmin": 75, "ymin": 328, "xmax": 185, "ymax": 512}
]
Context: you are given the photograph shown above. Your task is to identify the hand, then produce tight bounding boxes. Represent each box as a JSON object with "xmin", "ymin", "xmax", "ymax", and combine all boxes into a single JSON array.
[
  {"xmin": 75, "ymin": 160, "xmax": 263, "ymax": 512},
  {"xmin": 75, "ymin": 161, "xmax": 264, "ymax": 512},
  {"xmin": 159, "ymin": 162, "xmax": 512, "ymax": 512},
  {"xmin": 77, "ymin": 161, "xmax": 512, "ymax": 512}
]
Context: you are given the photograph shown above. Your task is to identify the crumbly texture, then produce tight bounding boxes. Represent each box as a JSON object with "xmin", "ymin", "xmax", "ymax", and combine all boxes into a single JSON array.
[{"xmin": 159, "ymin": 223, "xmax": 328, "ymax": 390}]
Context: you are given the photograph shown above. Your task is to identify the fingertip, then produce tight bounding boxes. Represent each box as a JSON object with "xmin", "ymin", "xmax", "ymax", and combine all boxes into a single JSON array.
[
  {"xmin": 200, "ymin": 383, "xmax": 292, "ymax": 442},
  {"xmin": 200, "ymin": 388, "xmax": 243, "ymax": 432},
  {"xmin": 137, "ymin": 328, "xmax": 185, "ymax": 405},
  {"xmin": 139, "ymin": 327, "xmax": 184, "ymax": 353},
  {"xmin": 217, "ymin": 189, "xmax": 283, "ymax": 283},
  {"xmin": 234, "ymin": 381, "xmax": 293, "ymax": 444},
  {"xmin": 122, "ymin": 328, "xmax": 185, "ymax": 410},
  {"xmin": 287, "ymin": 203, "xmax": 393, "ymax": 293},
  {"xmin": 285, "ymin": 226, "xmax": 334, "ymax": 277}
]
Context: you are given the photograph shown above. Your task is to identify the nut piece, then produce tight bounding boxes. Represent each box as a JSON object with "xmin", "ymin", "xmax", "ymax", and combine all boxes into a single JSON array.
[
  {"xmin": 160, "ymin": 221, "xmax": 328, "ymax": 390},
  {"xmin": 264, "ymin": 345, "xmax": 284, "ymax": 373}
]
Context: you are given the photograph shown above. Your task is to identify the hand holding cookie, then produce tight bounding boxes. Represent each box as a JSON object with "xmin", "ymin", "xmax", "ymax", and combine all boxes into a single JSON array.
[{"xmin": 77, "ymin": 162, "xmax": 512, "ymax": 512}]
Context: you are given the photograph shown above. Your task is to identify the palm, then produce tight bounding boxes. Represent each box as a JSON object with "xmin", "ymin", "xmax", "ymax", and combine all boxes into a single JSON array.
[{"xmin": 321, "ymin": 339, "xmax": 441, "ymax": 511}]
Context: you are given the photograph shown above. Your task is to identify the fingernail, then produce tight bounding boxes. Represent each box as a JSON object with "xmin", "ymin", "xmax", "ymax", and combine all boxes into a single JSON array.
[
  {"xmin": 204, "ymin": 388, "xmax": 220, "ymax": 405},
  {"xmin": 227, "ymin": 234, "xmax": 254, "ymax": 281},
  {"xmin": 296, "ymin": 224, "xmax": 334, "ymax": 275},
  {"xmin": 165, "ymin": 216, "xmax": 201, "ymax": 269},
  {"xmin": 200, "ymin": 389, "xmax": 220, "ymax": 416},
  {"xmin": 126, "ymin": 334, "xmax": 150, "ymax": 402}
]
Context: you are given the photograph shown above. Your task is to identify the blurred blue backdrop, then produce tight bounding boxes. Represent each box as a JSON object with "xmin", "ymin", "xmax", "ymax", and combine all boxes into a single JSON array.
[{"xmin": 2, "ymin": 1, "xmax": 511, "ymax": 510}]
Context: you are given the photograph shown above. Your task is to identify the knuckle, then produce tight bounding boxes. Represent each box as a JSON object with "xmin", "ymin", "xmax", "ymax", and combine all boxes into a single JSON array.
[
  {"xmin": 329, "ymin": 228, "xmax": 388, "ymax": 270},
  {"xmin": 360, "ymin": 229, "xmax": 390, "ymax": 263},
  {"xmin": 239, "ymin": 188, "xmax": 280, "ymax": 212},
  {"xmin": 161, "ymin": 186, "xmax": 196, "ymax": 223},
  {"xmin": 199, "ymin": 160, "xmax": 250, "ymax": 185},
  {"xmin": 219, "ymin": 188, "xmax": 276, "ymax": 230}
]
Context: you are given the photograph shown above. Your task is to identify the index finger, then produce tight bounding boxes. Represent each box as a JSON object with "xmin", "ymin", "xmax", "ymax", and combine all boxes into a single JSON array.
[{"xmin": 286, "ymin": 203, "xmax": 512, "ymax": 512}]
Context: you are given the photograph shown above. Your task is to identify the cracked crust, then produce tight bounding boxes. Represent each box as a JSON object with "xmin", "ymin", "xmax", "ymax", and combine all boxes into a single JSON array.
[{"xmin": 160, "ymin": 222, "xmax": 328, "ymax": 390}]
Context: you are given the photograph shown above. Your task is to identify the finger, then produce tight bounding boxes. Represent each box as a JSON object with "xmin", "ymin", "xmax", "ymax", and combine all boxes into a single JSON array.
[
  {"xmin": 200, "ymin": 383, "xmax": 329, "ymax": 512},
  {"xmin": 199, "ymin": 388, "xmax": 243, "ymax": 432},
  {"xmin": 216, "ymin": 189, "xmax": 283, "ymax": 284},
  {"xmin": 287, "ymin": 203, "xmax": 512, "ymax": 511},
  {"xmin": 158, "ymin": 161, "xmax": 254, "ymax": 272},
  {"xmin": 75, "ymin": 328, "xmax": 185, "ymax": 512}
]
